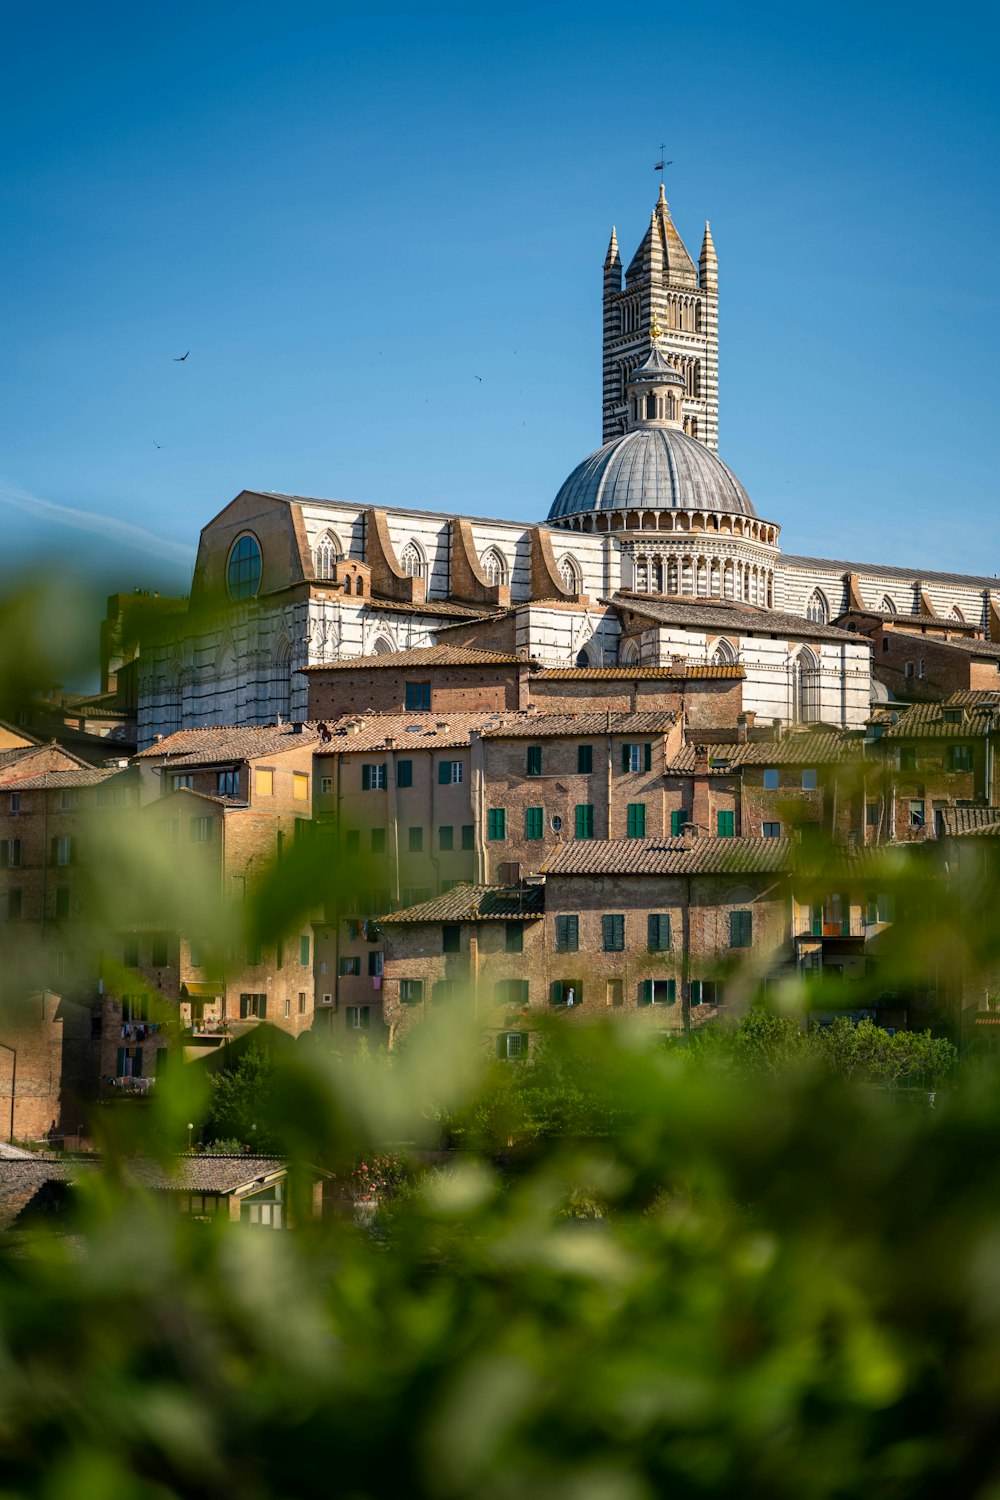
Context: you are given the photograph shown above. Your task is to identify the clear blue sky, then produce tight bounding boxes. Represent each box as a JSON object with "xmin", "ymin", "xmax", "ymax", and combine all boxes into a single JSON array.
[{"xmin": 0, "ymin": 0, "xmax": 997, "ymax": 594}]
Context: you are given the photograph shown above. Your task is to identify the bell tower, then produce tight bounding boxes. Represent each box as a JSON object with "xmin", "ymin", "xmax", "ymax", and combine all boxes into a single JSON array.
[{"xmin": 602, "ymin": 184, "xmax": 719, "ymax": 451}]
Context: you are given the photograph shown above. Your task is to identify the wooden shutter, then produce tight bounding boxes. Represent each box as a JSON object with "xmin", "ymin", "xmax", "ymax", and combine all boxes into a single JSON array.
[
  {"xmin": 397, "ymin": 760, "xmax": 412, "ymax": 788},
  {"xmin": 643, "ymin": 743, "xmax": 652, "ymax": 772},
  {"xmin": 134, "ymin": 1048, "xmax": 143, "ymax": 1077},
  {"xmin": 811, "ymin": 903, "xmax": 822, "ymax": 936},
  {"xmin": 116, "ymin": 1046, "xmax": 126, "ymax": 1075},
  {"xmin": 362, "ymin": 765, "xmax": 371, "ymax": 791},
  {"xmin": 639, "ymin": 979, "xmax": 652, "ymax": 1006},
  {"xmin": 527, "ymin": 746, "xmax": 542, "ymax": 775},
  {"xmin": 621, "ymin": 744, "xmax": 631, "ymax": 773},
  {"xmin": 717, "ymin": 811, "xmax": 734, "ymax": 837},
  {"xmin": 438, "ymin": 761, "xmax": 451, "ymax": 785},
  {"xmin": 840, "ymin": 894, "xmax": 851, "ymax": 937},
  {"xmin": 550, "ymin": 980, "xmax": 564, "ymax": 1005},
  {"xmin": 691, "ymin": 980, "xmax": 703, "ymax": 1005}
]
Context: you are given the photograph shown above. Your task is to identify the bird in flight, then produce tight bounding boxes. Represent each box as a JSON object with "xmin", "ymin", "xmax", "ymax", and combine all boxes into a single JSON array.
[
  {"xmin": 474, "ymin": 375, "xmax": 482, "ymax": 382},
  {"xmin": 153, "ymin": 441, "xmax": 162, "ymax": 449},
  {"xmin": 173, "ymin": 351, "xmax": 190, "ymax": 362}
]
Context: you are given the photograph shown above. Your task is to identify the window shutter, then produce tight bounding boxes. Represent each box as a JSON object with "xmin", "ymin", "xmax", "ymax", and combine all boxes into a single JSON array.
[
  {"xmin": 671, "ymin": 810, "xmax": 688, "ymax": 837},
  {"xmin": 240, "ymin": 996, "xmax": 249, "ymax": 1018},
  {"xmin": 258, "ymin": 995, "xmax": 267, "ymax": 1018},
  {"xmin": 575, "ymin": 981, "xmax": 583, "ymax": 1005},
  {"xmin": 527, "ymin": 745, "xmax": 542, "ymax": 776},
  {"xmin": 691, "ymin": 980, "xmax": 702, "ymax": 1006},
  {"xmin": 134, "ymin": 1047, "xmax": 143, "ymax": 1078},
  {"xmin": 550, "ymin": 980, "xmax": 564, "ymax": 1005},
  {"xmin": 840, "ymin": 894, "xmax": 851, "ymax": 937},
  {"xmin": 496, "ymin": 1033, "xmax": 508, "ymax": 1058},
  {"xmin": 717, "ymin": 810, "xmax": 734, "ymax": 837},
  {"xmin": 643, "ymin": 743, "xmax": 652, "ymax": 772},
  {"xmin": 811, "ymin": 903, "xmax": 822, "ymax": 936},
  {"xmin": 397, "ymin": 760, "xmax": 413, "ymax": 788},
  {"xmin": 667, "ymin": 979, "xmax": 677, "ymax": 1003},
  {"xmin": 116, "ymin": 1046, "xmax": 126, "ymax": 1075},
  {"xmin": 621, "ymin": 744, "xmax": 630, "ymax": 773},
  {"xmin": 362, "ymin": 765, "xmax": 371, "ymax": 791},
  {"xmin": 438, "ymin": 761, "xmax": 450, "ymax": 785},
  {"xmin": 640, "ymin": 979, "xmax": 652, "ymax": 1006}
]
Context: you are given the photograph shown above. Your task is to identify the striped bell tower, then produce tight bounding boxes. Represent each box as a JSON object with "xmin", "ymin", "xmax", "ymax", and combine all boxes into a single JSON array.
[{"xmin": 602, "ymin": 184, "xmax": 719, "ymax": 451}]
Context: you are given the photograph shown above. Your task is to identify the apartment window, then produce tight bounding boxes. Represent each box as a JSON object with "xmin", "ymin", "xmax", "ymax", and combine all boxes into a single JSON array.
[
  {"xmin": 647, "ymin": 914, "xmax": 671, "ymax": 952},
  {"xmin": 802, "ymin": 769, "xmax": 818, "ymax": 790},
  {"xmin": 284, "ymin": 997, "xmax": 291, "ymax": 1018},
  {"xmin": 293, "ymin": 773, "xmax": 309, "ymax": 802},
  {"xmin": 298, "ymin": 992, "xmax": 306, "ymax": 1014},
  {"xmin": 763, "ymin": 769, "xmax": 779, "ymax": 791},
  {"xmin": 368, "ymin": 951, "xmax": 384, "ymax": 977},
  {"xmin": 0, "ymin": 839, "xmax": 21, "ymax": 868},
  {"xmin": 487, "ymin": 808, "xmax": 506, "ymax": 841},
  {"xmin": 526, "ymin": 745, "xmax": 542, "ymax": 776},
  {"xmin": 253, "ymin": 768, "xmax": 275, "ymax": 798},
  {"xmin": 344, "ymin": 829, "xmax": 360, "ymax": 854},
  {"xmin": 762, "ymin": 822, "xmax": 781, "ymax": 838},
  {"xmin": 626, "ymin": 803, "xmax": 646, "ymax": 838},
  {"xmin": 550, "ymin": 979, "xmax": 583, "ymax": 1007},
  {"xmin": 370, "ymin": 827, "xmax": 386, "ymax": 854},
  {"xmin": 339, "ymin": 956, "xmax": 361, "ymax": 976},
  {"xmin": 866, "ymin": 802, "xmax": 880, "ymax": 827},
  {"xmin": 121, "ymin": 994, "xmax": 149, "ymax": 1024},
  {"xmin": 575, "ymin": 804, "xmax": 594, "ymax": 840},
  {"xmin": 717, "ymin": 810, "xmax": 735, "ymax": 837},
  {"xmin": 905, "ymin": 662, "xmax": 915, "ymax": 679},
  {"xmin": 346, "ymin": 1006, "xmax": 371, "ymax": 1030},
  {"xmin": 900, "ymin": 748, "xmax": 917, "ymax": 772},
  {"xmin": 51, "ymin": 836, "xmax": 73, "ymax": 866},
  {"xmin": 438, "ymin": 825, "xmax": 454, "ymax": 851},
  {"xmin": 505, "ymin": 922, "xmax": 523, "ymax": 954},
  {"xmin": 171, "ymin": 773, "xmax": 193, "ymax": 791},
  {"xmin": 217, "ymin": 769, "xmax": 239, "ymax": 796},
  {"xmin": 495, "ymin": 979, "xmax": 529, "ymax": 1006},
  {"xmin": 405, "ymin": 682, "xmax": 431, "ymax": 711},
  {"xmin": 670, "ymin": 810, "xmax": 688, "ymax": 837},
  {"xmin": 151, "ymin": 935, "xmax": 169, "ymax": 967},
  {"xmin": 55, "ymin": 886, "xmax": 70, "ymax": 919},
  {"xmin": 400, "ymin": 979, "xmax": 424, "ymax": 1004},
  {"xmin": 622, "ymin": 743, "xmax": 652, "ymax": 773},
  {"xmin": 8, "ymin": 792, "xmax": 20, "ymax": 813},
  {"xmin": 58, "ymin": 789, "xmax": 77, "ymax": 811},
  {"xmin": 918, "ymin": 659, "xmax": 926, "ymax": 680},
  {"xmin": 690, "ymin": 981, "xmax": 722, "ymax": 1006},
  {"xmin": 556, "ymin": 914, "xmax": 579, "ymax": 953},
  {"xmin": 397, "ymin": 760, "xmax": 413, "ymax": 789},
  {"xmin": 948, "ymin": 745, "xmax": 973, "ymax": 772},
  {"xmin": 577, "ymin": 744, "xmax": 593, "ymax": 774},
  {"xmin": 729, "ymin": 910, "xmax": 753, "ymax": 948},
  {"xmin": 239, "ymin": 993, "xmax": 267, "ymax": 1019},
  {"xmin": 299, "ymin": 935, "xmax": 311, "ymax": 966},
  {"xmin": 438, "ymin": 761, "xmax": 463, "ymax": 785},
  {"xmin": 159, "ymin": 817, "xmax": 179, "ymax": 844},
  {"xmin": 909, "ymin": 800, "xmax": 925, "ymax": 829},
  {"xmin": 442, "ymin": 923, "xmax": 461, "ymax": 954},
  {"xmin": 525, "ymin": 807, "xmax": 544, "ymax": 840},
  {"xmin": 882, "ymin": 638, "xmax": 889, "ymax": 652},
  {"xmin": 497, "ymin": 1031, "xmax": 529, "ymax": 1060},
  {"xmin": 6, "ymin": 889, "xmax": 22, "ymax": 920},
  {"xmin": 190, "ymin": 817, "xmax": 212, "ymax": 843},
  {"xmin": 462, "ymin": 825, "xmax": 475, "ymax": 850},
  {"xmin": 602, "ymin": 914, "xmax": 625, "ymax": 952},
  {"xmin": 640, "ymin": 979, "xmax": 676, "ymax": 1006},
  {"xmin": 361, "ymin": 764, "xmax": 387, "ymax": 791},
  {"xmin": 408, "ymin": 827, "xmax": 423, "ymax": 853}
]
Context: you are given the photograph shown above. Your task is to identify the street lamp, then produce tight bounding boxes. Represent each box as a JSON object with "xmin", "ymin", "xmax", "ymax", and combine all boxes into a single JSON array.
[{"xmin": 187, "ymin": 1122, "xmax": 194, "ymax": 1151}]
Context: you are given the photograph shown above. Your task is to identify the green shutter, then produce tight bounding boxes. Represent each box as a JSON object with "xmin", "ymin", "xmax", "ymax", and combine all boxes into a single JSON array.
[
  {"xmin": 575, "ymin": 804, "xmax": 594, "ymax": 839},
  {"xmin": 361, "ymin": 765, "xmax": 371, "ymax": 791},
  {"xmin": 717, "ymin": 810, "xmax": 735, "ymax": 837},
  {"xmin": 667, "ymin": 980, "xmax": 677, "ymax": 1003},
  {"xmin": 550, "ymin": 980, "xmax": 564, "ymax": 1005},
  {"xmin": 397, "ymin": 760, "xmax": 412, "ymax": 788},
  {"xmin": 811, "ymin": 903, "xmax": 822, "ymax": 936},
  {"xmin": 691, "ymin": 980, "xmax": 702, "ymax": 1006},
  {"xmin": 116, "ymin": 1047, "xmax": 126, "ymax": 1075},
  {"xmin": 527, "ymin": 745, "xmax": 542, "ymax": 776},
  {"xmin": 627, "ymin": 803, "xmax": 646, "ymax": 838},
  {"xmin": 526, "ymin": 807, "xmax": 543, "ymax": 840},
  {"xmin": 841, "ymin": 894, "xmax": 851, "ymax": 937},
  {"xmin": 488, "ymin": 809, "xmax": 506, "ymax": 841},
  {"xmin": 671, "ymin": 810, "xmax": 688, "ymax": 837},
  {"xmin": 621, "ymin": 744, "xmax": 630, "ymax": 773},
  {"xmin": 438, "ymin": 761, "xmax": 450, "ymax": 785},
  {"xmin": 578, "ymin": 744, "xmax": 593, "ymax": 774},
  {"xmin": 639, "ymin": 980, "xmax": 652, "ymax": 1006},
  {"xmin": 643, "ymin": 743, "xmax": 652, "ymax": 772}
]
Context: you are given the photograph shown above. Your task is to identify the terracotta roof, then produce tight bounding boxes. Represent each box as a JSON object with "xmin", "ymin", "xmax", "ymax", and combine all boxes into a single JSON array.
[
  {"xmin": 299, "ymin": 645, "xmax": 526, "ymax": 672},
  {"xmin": 608, "ymin": 592, "xmax": 862, "ymax": 644},
  {"xmin": 380, "ymin": 883, "xmax": 545, "ymax": 923},
  {"xmin": 0, "ymin": 1160, "xmax": 80, "ymax": 1228},
  {"xmin": 364, "ymin": 597, "xmax": 490, "ymax": 619},
  {"xmin": 938, "ymin": 807, "xmax": 1000, "ymax": 836},
  {"xmin": 946, "ymin": 691, "xmax": 1000, "ymax": 707},
  {"xmin": 0, "ymin": 745, "xmax": 93, "ymax": 778},
  {"xmin": 880, "ymin": 704, "xmax": 995, "ymax": 739},
  {"xmin": 533, "ymin": 664, "xmax": 744, "ymax": 681},
  {"xmin": 481, "ymin": 711, "xmax": 678, "ymax": 739},
  {"xmin": 666, "ymin": 732, "xmax": 859, "ymax": 773},
  {"xmin": 124, "ymin": 1156, "xmax": 286, "ymax": 1194},
  {"xmin": 136, "ymin": 724, "xmax": 318, "ymax": 763},
  {"xmin": 314, "ymin": 711, "xmax": 521, "ymax": 753},
  {"xmin": 9, "ymin": 768, "xmax": 127, "ymax": 790},
  {"xmin": 541, "ymin": 836, "xmax": 793, "ymax": 877},
  {"xmin": 919, "ymin": 636, "xmax": 1000, "ymax": 659}
]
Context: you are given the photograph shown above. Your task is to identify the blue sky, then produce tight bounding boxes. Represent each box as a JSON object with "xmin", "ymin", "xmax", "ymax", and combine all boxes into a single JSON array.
[{"xmin": 0, "ymin": 0, "xmax": 997, "ymax": 593}]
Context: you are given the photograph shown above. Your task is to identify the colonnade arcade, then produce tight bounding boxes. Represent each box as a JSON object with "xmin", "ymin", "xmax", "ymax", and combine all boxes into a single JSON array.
[
  {"xmin": 627, "ymin": 547, "xmax": 776, "ymax": 607},
  {"xmin": 551, "ymin": 508, "xmax": 779, "ymax": 546}
]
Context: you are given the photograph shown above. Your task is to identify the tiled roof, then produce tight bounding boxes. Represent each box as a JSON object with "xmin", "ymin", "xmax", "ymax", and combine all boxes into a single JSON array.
[
  {"xmin": 533, "ymin": 664, "xmax": 744, "ymax": 681},
  {"xmin": 363, "ymin": 597, "xmax": 489, "ymax": 619},
  {"xmin": 938, "ymin": 807, "xmax": 1000, "ymax": 836},
  {"xmin": 608, "ymin": 592, "xmax": 862, "ymax": 643},
  {"xmin": 915, "ymin": 635, "xmax": 1000, "ymax": 659},
  {"xmin": 541, "ymin": 836, "xmax": 793, "ymax": 877},
  {"xmin": 0, "ymin": 1160, "xmax": 80, "ymax": 1229},
  {"xmin": 380, "ymin": 883, "xmax": 545, "ymax": 923},
  {"xmin": 666, "ymin": 732, "xmax": 859, "ymax": 772},
  {"xmin": 124, "ymin": 1156, "xmax": 286, "ymax": 1193},
  {"xmin": 0, "ymin": 745, "xmax": 93, "ymax": 777},
  {"xmin": 136, "ymin": 724, "xmax": 318, "ymax": 763},
  {"xmin": 783, "ymin": 554, "xmax": 1000, "ymax": 592},
  {"xmin": 299, "ymin": 645, "xmax": 526, "ymax": 672},
  {"xmin": 946, "ymin": 691, "xmax": 1000, "ymax": 707},
  {"xmin": 315, "ymin": 711, "xmax": 521, "ymax": 753},
  {"xmin": 880, "ymin": 703, "xmax": 997, "ymax": 739},
  {"xmin": 481, "ymin": 711, "xmax": 677, "ymax": 739},
  {"xmin": 9, "ymin": 768, "xmax": 127, "ymax": 790}
]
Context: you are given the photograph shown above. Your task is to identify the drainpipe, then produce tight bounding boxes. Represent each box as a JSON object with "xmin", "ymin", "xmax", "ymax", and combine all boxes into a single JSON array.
[
  {"xmin": 681, "ymin": 875, "xmax": 692, "ymax": 1035},
  {"xmin": 605, "ymin": 713, "xmax": 614, "ymax": 840},
  {"xmin": 985, "ymin": 716, "xmax": 993, "ymax": 805},
  {"xmin": 388, "ymin": 748, "xmax": 400, "ymax": 906}
]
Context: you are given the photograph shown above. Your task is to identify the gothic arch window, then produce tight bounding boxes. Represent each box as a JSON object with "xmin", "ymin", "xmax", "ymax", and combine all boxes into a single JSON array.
[
  {"xmin": 480, "ymin": 548, "xmax": 508, "ymax": 586},
  {"xmin": 619, "ymin": 639, "xmax": 640, "ymax": 667},
  {"xmin": 575, "ymin": 644, "xmax": 593, "ymax": 668},
  {"xmin": 711, "ymin": 638, "xmax": 737, "ymax": 666},
  {"xmin": 557, "ymin": 554, "xmax": 581, "ymax": 593},
  {"xmin": 271, "ymin": 637, "xmax": 291, "ymax": 724},
  {"xmin": 951, "ymin": 605, "xmax": 965, "ymax": 623},
  {"xmin": 372, "ymin": 636, "xmax": 396, "ymax": 655},
  {"xmin": 805, "ymin": 589, "xmax": 830, "ymax": 625},
  {"xmin": 792, "ymin": 646, "xmax": 820, "ymax": 724},
  {"xmin": 881, "ymin": 595, "xmax": 897, "ymax": 614},
  {"xmin": 400, "ymin": 541, "xmax": 425, "ymax": 580},
  {"xmin": 314, "ymin": 531, "xmax": 343, "ymax": 580}
]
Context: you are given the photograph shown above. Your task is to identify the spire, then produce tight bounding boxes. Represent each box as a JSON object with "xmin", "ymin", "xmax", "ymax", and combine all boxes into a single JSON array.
[
  {"xmin": 604, "ymin": 226, "xmax": 620, "ymax": 269},
  {"xmin": 699, "ymin": 220, "xmax": 718, "ymax": 290},
  {"xmin": 625, "ymin": 187, "xmax": 697, "ymax": 289}
]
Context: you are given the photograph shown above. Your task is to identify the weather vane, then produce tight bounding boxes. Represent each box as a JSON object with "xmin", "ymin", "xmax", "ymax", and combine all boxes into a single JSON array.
[{"xmin": 654, "ymin": 144, "xmax": 672, "ymax": 179}]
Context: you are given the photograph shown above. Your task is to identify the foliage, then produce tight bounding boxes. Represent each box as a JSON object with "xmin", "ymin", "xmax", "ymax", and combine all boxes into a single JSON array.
[
  {"xmin": 206, "ymin": 1044, "xmax": 280, "ymax": 1151},
  {"xmin": 351, "ymin": 1152, "xmax": 407, "ymax": 1202}
]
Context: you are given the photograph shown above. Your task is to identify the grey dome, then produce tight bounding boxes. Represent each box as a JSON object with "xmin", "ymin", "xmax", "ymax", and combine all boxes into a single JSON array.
[{"xmin": 548, "ymin": 427, "xmax": 756, "ymax": 522}]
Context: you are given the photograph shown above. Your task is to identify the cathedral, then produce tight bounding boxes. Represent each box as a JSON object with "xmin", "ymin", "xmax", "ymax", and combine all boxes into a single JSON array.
[{"xmin": 135, "ymin": 184, "xmax": 1000, "ymax": 748}]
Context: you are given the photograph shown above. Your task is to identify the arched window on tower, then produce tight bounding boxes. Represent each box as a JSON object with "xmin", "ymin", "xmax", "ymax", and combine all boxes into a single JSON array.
[
  {"xmin": 558, "ymin": 554, "xmax": 581, "ymax": 593},
  {"xmin": 805, "ymin": 589, "xmax": 830, "ymax": 625},
  {"xmin": 400, "ymin": 541, "xmax": 425, "ymax": 580},
  {"xmin": 314, "ymin": 531, "xmax": 343, "ymax": 580},
  {"xmin": 480, "ymin": 548, "xmax": 508, "ymax": 586}
]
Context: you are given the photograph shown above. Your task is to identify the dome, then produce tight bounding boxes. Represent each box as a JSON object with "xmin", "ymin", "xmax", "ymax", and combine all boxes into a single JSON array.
[
  {"xmin": 548, "ymin": 426, "xmax": 756, "ymax": 522},
  {"xmin": 627, "ymin": 343, "xmax": 685, "ymax": 389}
]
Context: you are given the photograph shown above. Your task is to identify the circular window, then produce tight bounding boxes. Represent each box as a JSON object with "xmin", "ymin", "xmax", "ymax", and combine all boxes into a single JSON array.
[
  {"xmin": 550, "ymin": 815, "xmax": 563, "ymax": 833},
  {"xmin": 227, "ymin": 533, "xmax": 262, "ymax": 601}
]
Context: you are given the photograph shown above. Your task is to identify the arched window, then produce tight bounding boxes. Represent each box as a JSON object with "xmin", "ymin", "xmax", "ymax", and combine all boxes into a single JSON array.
[
  {"xmin": 667, "ymin": 559, "xmax": 679, "ymax": 594},
  {"xmin": 480, "ymin": 548, "xmax": 508, "ymax": 586},
  {"xmin": 575, "ymin": 647, "xmax": 591, "ymax": 668},
  {"xmin": 951, "ymin": 605, "xmax": 965, "ymax": 623},
  {"xmin": 634, "ymin": 556, "xmax": 649, "ymax": 592},
  {"xmin": 313, "ymin": 531, "xmax": 343, "ymax": 580},
  {"xmin": 557, "ymin": 554, "xmax": 581, "ymax": 593},
  {"xmin": 226, "ymin": 534, "xmax": 262, "ymax": 601},
  {"xmin": 619, "ymin": 640, "xmax": 640, "ymax": 667},
  {"xmin": 805, "ymin": 589, "xmax": 829, "ymax": 625},
  {"xmin": 792, "ymin": 647, "xmax": 820, "ymax": 724},
  {"xmin": 372, "ymin": 636, "xmax": 396, "ymax": 655},
  {"xmin": 400, "ymin": 541, "xmax": 425, "ymax": 580},
  {"xmin": 711, "ymin": 638, "xmax": 737, "ymax": 666},
  {"xmin": 881, "ymin": 595, "xmax": 897, "ymax": 614},
  {"xmin": 271, "ymin": 638, "xmax": 291, "ymax": 724}
]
